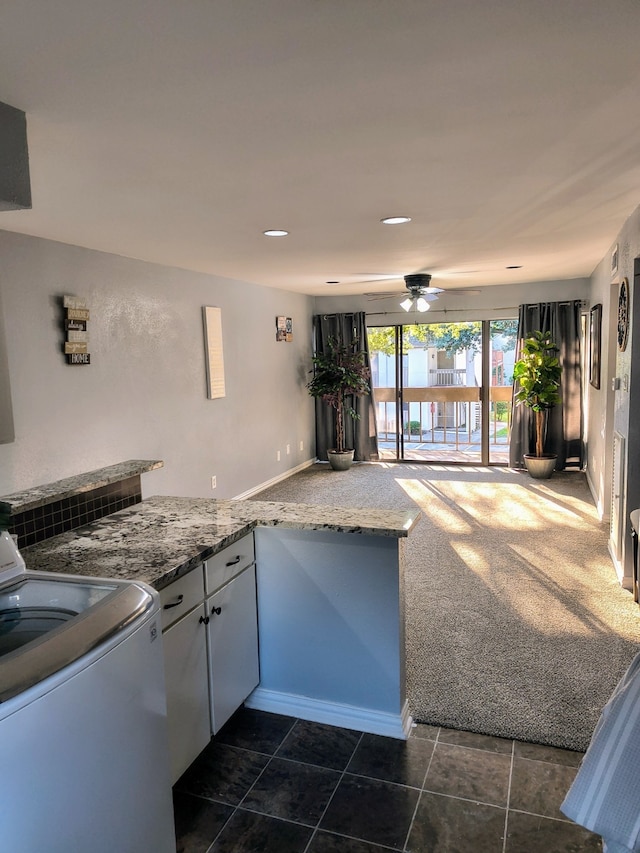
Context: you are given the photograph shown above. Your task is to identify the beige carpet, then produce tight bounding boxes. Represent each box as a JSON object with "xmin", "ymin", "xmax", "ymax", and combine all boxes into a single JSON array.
[{"xmin": 252, "ymin": 462, "xmax": 640, "ymax": 750}]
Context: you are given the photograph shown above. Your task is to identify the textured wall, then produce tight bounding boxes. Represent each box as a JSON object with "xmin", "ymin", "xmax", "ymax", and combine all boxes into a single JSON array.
[{"xmin": 0, "ymin": 231, "xmax": 315, "ymax": 499}]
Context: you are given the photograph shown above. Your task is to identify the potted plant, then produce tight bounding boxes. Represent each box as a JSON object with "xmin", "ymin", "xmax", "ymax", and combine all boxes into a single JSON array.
[
  {"xmin": 513, "ymin": 330, "xmax": 562, "ymax": 479},
  {"xmin": 306, "ymin": 337, "xmax": 371, "ymax": 470}
]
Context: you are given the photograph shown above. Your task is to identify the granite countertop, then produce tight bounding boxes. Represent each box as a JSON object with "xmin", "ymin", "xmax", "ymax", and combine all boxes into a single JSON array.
[
  {"xmin": 1, "ymin": 460, "xmax": 164, "ymax": 514},
  {"xmin": 23, "ymin": 496, "xmax": 421, "ymax": 590}
]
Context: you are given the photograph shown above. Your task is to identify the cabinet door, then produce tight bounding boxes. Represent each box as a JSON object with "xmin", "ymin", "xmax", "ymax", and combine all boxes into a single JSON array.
[
  {"xmin": 207, "ymin": 565, "xmax": 260, "ymax": 734},
  {"xmin": 163, "ymin": 604, "xmax": 211, "ymax": 783}
]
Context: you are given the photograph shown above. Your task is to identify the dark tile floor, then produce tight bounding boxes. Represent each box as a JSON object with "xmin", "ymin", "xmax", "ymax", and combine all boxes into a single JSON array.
[{"xmin": 173, "ymin": 708, "xmax": 602, "ymax": 853}]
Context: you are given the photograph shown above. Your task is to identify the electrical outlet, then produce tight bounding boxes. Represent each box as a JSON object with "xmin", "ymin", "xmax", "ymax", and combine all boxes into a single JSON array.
[
  {"xmin": 286, "ymin": 444, "xmax": 290, "ymax": 455},
  {"xmin": 299, "ymin": 440, "xmax": 304, "ymax": 451},
  {"xmin": 277, "ymin": 450, "xmax": 281, "ymax": 462},
  {"xmin": 211, "ymin": 476, "xmax": 217, "ymax": 489}
]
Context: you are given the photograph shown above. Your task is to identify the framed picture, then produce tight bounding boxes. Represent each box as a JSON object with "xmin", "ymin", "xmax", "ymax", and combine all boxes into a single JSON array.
[
  {"xmin": 589, "ymin": 303, "xmax": 602, "ymax": 389},
  {"xmin": 275, "ymin": 316, "xmax": 293, "ymax": 342},
  {"xmin": 611, "ymin": 244, "xmax": 619, "ymax": 278}
]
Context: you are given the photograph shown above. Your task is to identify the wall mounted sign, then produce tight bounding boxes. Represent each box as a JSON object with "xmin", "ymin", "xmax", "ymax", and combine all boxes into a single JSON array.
[
  {"xmin": 203, "ymin": 306, "xmax": 226, "ymax": 399},
  {"xmin": 63, "ymin": 295, "xmax": 90, "ymax": 365},
  {"xmin": 276, "ymin": 316, "xmax": 292, "ymax": 342}
]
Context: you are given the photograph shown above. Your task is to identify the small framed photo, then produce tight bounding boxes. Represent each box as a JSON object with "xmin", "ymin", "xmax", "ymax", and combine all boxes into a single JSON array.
[
  {"xmin": 276, "ymin": 316, "xmax": 292, "ymax": 342},
  {"xmin": 611, "ymin": 244, "xmax": 619, "ymax": 278}
]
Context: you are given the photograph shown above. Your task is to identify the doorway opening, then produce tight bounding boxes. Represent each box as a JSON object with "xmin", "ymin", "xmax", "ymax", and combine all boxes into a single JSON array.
[{"xmin": 367, "ymin": 319, "xmax": 518, "ymax": 464}]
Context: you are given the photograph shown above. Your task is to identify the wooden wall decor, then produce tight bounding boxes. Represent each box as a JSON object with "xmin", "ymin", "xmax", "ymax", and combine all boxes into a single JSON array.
[
  {"xmin": 203, "ymin": 306, "xmax": 226, "ymax": 399},
  {"xmin": 63, "ymin": 295, "xmax": 90, "ymax": 365}
]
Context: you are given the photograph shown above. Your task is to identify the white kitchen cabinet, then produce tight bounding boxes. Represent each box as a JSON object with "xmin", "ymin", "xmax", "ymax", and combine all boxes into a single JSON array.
[
  {"xmin": 159, "ymin": 567, "xmax": 210, "ymax": 784},
  {"xmin": 162, "ymin": 602, "xmax": 210, "ymax": 782},
  {"xmin": 206, "ymin": 563, "xmax": 259, "ymax": 734},
  {"xmin": 159, "ymin": 532, "xmax": 259, "ymax": 779}
]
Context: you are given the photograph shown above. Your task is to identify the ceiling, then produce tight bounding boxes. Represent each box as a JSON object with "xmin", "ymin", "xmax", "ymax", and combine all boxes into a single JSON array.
[{"xmin": 1, "ymin": 0, "xmax": 639, "ymax": 297}]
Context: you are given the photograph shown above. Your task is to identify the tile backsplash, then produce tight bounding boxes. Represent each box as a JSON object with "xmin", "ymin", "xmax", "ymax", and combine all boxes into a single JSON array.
[{"xmin": 9, "ymin": 476, "xmax": 142, "ymax": 548}]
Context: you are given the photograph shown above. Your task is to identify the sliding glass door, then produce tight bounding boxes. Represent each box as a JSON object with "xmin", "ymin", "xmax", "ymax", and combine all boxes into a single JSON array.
[{"xmin": 368, "ymin": 319, "xmax": 517, "ymax": 464}]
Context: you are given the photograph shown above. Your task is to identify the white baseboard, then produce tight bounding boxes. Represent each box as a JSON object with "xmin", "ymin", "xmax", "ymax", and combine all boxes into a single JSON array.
[
  {"xmin": 585, "ymin": 466, "xmax": 608, "ymax": 522},
  {"xmin": 244, "ymin": 686, "xmax": 413, "ymax": 740},
  {"xmin": 233, "ymin": 459, "xmax": 317, "ymax": 500},
  {"xmin": 607, "ymin": 540, "xmax": 628, "ymax": 587}
]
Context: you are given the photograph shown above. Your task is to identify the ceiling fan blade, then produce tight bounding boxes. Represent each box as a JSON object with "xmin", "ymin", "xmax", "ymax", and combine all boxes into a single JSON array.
[{"xmin": 364, "ymin": 290, "xmax": 405, "ymax": 299}]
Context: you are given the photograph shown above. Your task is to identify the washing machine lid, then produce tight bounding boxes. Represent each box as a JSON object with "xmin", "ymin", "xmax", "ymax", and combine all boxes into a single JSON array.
[
  {"xmin": 0, "ymin": 530, "xmax": 26, "ymax": 584},
  {"xmin": 0, "ymin": 574, "xmax": 155, "ymax": 703}
]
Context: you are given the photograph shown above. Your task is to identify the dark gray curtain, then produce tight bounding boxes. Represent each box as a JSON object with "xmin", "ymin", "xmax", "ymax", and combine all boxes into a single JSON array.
[
  {"xmin": 509, "ymin": 301, "xmax": 584, "ymax": 471},
  {"xmin": 312, "ymin": 312, "xmax": 379, "ymax": 461}
]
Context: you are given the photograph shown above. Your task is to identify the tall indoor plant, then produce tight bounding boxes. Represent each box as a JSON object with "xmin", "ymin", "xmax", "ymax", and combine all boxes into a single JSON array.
[
  {"xmin": 513, "ymin": 330, "xmax": 562, "ymax": 479},
  {"xmin": 306, "ymin": 337, "xmax": 371, "ymax": 470}
]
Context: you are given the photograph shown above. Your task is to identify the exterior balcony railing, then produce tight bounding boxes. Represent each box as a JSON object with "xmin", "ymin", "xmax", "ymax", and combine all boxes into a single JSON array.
[
  {"xmin": 428, "ymin": 368, "xmax": 467, "ymax": 386},
  {"xmin": 371, "ymin": 384, "xmax": 513, "ymax": 460}
]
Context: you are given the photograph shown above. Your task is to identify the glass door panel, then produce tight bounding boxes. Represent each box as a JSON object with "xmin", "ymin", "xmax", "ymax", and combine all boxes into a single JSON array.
[
  {"xmin": 488, "ymin": 320, "xmax": 518, "ymax": 465},
  {"xmin": 368, "ymin": 318, "xmax": 517, "ymax": 464},
  {"xmin": 401, "ymin": 322, "xmax": 482, "ymax": 462},
  {"xmin": 367, "ymin": 326, "xmax": 399, "ymax": 460}
]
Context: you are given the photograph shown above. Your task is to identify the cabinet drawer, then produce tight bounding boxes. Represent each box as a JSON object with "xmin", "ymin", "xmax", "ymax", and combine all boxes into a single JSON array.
[
  {"xmin": 205, "ymin": 533, "xmax": 255, "ymax": 595},
  {"xmin": 159, "ymin": 567, "xmax": 205, "ymax": 630}
]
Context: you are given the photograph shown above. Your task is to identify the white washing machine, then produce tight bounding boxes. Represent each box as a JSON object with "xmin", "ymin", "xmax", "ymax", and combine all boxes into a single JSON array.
[{"xmin": 0, "ymin": 530, "xmax": 176, "ymax": 853}]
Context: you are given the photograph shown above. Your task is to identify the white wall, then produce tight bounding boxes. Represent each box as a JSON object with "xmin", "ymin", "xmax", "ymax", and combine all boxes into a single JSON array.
[
  {"xmin": 0, "ymin": 230, "xmax": 316, "ymax": 499},
  {"xmin": 587, "ymin": 205, "xmax": 640, "ymax": 583}
]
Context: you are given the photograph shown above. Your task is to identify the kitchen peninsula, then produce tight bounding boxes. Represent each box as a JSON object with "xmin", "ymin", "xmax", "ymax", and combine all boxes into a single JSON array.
[{"xmin": 20, "ymin": 490, "xmax": 421, "ymax": 748}]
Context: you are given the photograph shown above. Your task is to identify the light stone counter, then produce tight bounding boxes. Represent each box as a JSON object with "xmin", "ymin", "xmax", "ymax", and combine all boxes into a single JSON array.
[
  {"xmin": 1, "ymin": 460, "xmax": 163, "ymax": 514},
  {"xmin": 23, "ymin": 495, "xmax": 421, "ymax": 591}
]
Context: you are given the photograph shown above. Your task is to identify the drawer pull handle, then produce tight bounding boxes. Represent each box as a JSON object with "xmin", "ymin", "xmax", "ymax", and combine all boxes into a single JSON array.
[
  {"xmin": 163, "ymin": 594, "xmax": 184, "ymax": 610},
  {"xmin": 199, "ymin": 615, "xmax": 210, "ymax": 625},
  {"xmin": 211, "ymin": 606, "xmax": 222, "ymax": 616},
  {"xmin": 225, "ymin": 556, "xmax": 241, "ymax": 567}
]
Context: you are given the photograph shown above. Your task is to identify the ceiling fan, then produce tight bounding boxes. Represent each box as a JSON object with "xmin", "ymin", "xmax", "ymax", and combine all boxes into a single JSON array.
[{"xmin": 365, "ymin": 273, "xmax": 480, "ymax": 312}]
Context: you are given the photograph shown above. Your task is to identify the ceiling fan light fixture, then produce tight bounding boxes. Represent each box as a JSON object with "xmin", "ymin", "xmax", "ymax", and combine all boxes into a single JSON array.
[
  {"xmin": 400, "ymin": 297, "xmax": 414, "ymax": 312},
  {"xmin": 415, "ymin": 296, "xmax": 430, "ymax": 312},
  {"xmin": 381, "ymin": 216, "xmax": 411, "ymax": 225}
]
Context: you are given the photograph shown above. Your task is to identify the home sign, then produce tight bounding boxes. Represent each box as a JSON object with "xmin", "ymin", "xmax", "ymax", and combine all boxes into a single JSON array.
[{"xmin": 63, "ymin": 295, "xmax": 90, "ymax": 365}]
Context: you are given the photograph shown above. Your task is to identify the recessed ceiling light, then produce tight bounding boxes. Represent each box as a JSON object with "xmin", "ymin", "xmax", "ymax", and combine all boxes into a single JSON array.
[
  {"xmin": 263, "ymin": 229, "xmax": 289, "ymax": 237},
  {"xmin": 381, "ymin": 216, "xmax": 411, "ymax": 225},
  {"xmin": 506, "ymin": 265, "xmax": 522, "ymax": 269}
]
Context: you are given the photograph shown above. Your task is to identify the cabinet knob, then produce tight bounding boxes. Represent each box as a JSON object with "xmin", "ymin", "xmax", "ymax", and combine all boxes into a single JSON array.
[
  {"xmin": 211, "ymin": 606, "xmax": 222, "ymax": 616},
  {"xmin": 199, "ymin": 615, "xmax": 210, "ymax": 625},
  {"xmin": 163, "ymin": 594, "xmax": 184, "ymax": 610}
]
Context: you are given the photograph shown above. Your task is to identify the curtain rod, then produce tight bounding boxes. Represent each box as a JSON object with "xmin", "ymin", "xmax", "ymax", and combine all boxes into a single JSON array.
[
  {"xmin": 365, "ymin": 299, "xmax": 587, "ymax": 317},
  {"xmin": 527, "ymin": 300, "xmax": 587, "ymax": 307},
  {"xmin": 366, "ymin": 307, "xmax": 518, "ymax": 316},
  {"xmin": 316, "ymin": 312, "xmax": 362, "ymax": 319}
]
